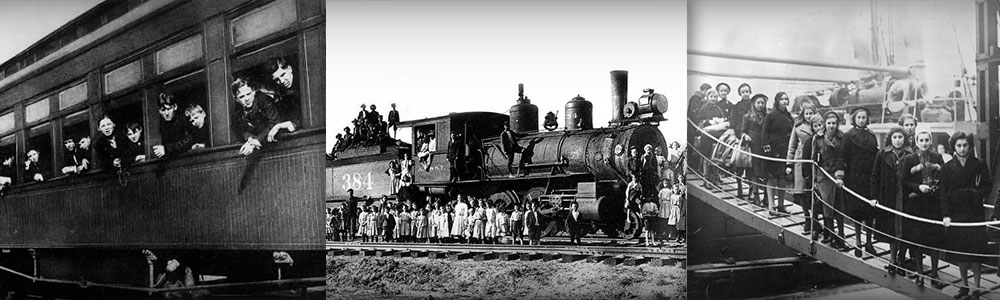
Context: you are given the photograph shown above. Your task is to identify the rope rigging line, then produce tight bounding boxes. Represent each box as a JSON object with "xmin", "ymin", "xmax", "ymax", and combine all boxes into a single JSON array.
[{"xmin": 689, "ymin": 118, "xmax": 1000, "ymax": 227}]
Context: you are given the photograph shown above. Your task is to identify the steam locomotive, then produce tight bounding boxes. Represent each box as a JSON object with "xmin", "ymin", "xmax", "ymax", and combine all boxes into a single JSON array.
[{"xmin": 329, "ymin": 70, "xmax": 670, "ymax": 237}]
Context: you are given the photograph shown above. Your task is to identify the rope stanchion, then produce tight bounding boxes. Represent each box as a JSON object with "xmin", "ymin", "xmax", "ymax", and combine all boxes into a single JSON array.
[{"xmin": 688, "ymin": 118, "xmax": 1000, "ymax": 227}]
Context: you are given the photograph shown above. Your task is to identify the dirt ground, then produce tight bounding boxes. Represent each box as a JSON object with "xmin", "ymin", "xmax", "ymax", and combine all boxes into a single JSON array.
[{"xmin": 326, "ymin": 255, "xmax": 685, "ymax": 300}]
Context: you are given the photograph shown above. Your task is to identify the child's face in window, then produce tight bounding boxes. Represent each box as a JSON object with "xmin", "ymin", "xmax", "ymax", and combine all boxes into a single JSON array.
[
  {"xmin": 235, "ymin": 86, "xmax": 255, "ymax": 108},
  {"xmin": 159, "ymin": 104, "xmax": 176, "ymax": 121},
  {"xmin": 79, "ymin": 137, "xmax": 91, "ymax": 149},
  {"xmin": 127, "ymin": 128, "xmax": 142, "ymax": 143},
  {"xmin": 271, "ymin": 65, "xmax": 294, "ymax": 89},
  {"xmin": 189, "ymin": 111, "xmax": 206, "ymax": 128},
  {"xmin": 99, "ymin": 118, "xmax": 115, "ymax": 136},
  {"xmin": 27, "ymin": 150, "xmax": 38, "ymax": 162},
  {"xmin": 64, "ymin": 140, "xmax": 75, "ymax": 151}
]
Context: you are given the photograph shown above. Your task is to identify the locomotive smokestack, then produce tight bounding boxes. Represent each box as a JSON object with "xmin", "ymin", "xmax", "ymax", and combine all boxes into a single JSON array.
[{"xmin": 610, "ymin": 70, "xmax": 628, "ymax": 124}]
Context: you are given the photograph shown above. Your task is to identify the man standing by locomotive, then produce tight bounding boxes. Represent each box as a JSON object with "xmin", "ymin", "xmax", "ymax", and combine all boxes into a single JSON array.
[
  {"xmin": 501, "ymin": 122, "xmax": 523, "ymax": 178},
  {"xmin": 152, "ymin": 93, "xmax": 195, "ymax": 159},
  {"xmin": 641, "ymin": 144, "xmax": 660, "ymax": 199},
  {"xmin": 345, "ymin": 189, "xmax": 359, "ymax": 240},
  {"xmin": 525, "ymin": 202, "xmax": 542, "ymax": 245},
  {"xmin": 447, "ymin": 132, "xmax": 464, "ymax": 182}
]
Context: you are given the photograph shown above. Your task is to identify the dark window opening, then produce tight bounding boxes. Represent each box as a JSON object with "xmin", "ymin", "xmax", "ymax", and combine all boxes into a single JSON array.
[
  {"xmin": 61, "ymin": 110, "xmax": 92, "ymax": 175},
  {"xmin": 26, "ymin": 125, "xmax": 53, "ymax": 183},
  {"xmin": 160, "ymin": 71, "xmax": 209, "ymax": 149},
  {"xmin": 0, "ymin": 135, "xmax": 16, "ymax": 187}
]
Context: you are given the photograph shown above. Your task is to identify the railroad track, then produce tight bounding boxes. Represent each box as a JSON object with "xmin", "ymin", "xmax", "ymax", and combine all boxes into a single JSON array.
[{"xmin": 326, "ymin": 241, "xmax": 686, "ymax": 268}]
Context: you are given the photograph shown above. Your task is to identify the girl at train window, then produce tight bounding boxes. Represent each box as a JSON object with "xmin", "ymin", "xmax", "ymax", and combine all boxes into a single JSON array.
[
  {"xmin": 24, "ymin": 149, "xmax": 45, "ymax": 182},
  {"xmin": 124, "ymin": 122, "xmax": 147, "ymax": 164},
  {"xmin": 95, "ymin": 115, "xmax": 129, "ymax": 170}
]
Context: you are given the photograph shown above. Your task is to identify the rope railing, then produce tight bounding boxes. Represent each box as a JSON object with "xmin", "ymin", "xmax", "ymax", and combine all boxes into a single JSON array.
[{"xmin": 688, "ymin": 118, "xmax": 1000, "ymax": 227}]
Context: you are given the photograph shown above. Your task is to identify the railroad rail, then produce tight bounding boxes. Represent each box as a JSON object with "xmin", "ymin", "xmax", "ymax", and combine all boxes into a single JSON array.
[{"xmin": 326, "ymin": 242, "xmax": 686, "ymax": 267}]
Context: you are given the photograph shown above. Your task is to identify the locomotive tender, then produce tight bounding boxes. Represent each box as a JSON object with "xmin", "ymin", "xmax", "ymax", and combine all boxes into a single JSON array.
[{"xmin": 330, "ymin": 70, "xmax": 669, "ymax": 237}]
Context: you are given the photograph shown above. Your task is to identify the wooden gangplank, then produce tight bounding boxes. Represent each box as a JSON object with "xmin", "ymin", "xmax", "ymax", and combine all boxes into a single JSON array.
[{"xmin": 687, "ymin": 172, "xmax": 1000, "ymax": 300}]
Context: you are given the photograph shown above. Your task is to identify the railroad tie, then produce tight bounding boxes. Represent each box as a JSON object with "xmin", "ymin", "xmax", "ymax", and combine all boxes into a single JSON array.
[
  {"xmin": 624, "ymin": 256, "xmax": 648, "ymax": 266},
  {"xmin": 586, "ymin": 255, "xmax": 611, "ymax": 264},
  {"xmin": 520, "ymin": 253, "xmax": 542, "ymax": 261},
  {"xmin": 498, "ymin": 253, "xmax": 519, "ymax": 261},
  {"xmin": 393, "ymin": 250, "xmax": 410, "ymax": 258},
  {"xmin": 650, "ymin": 257, "xmax": 678, "ymax": 267},
  {"xmin": 449, "ymin": 252, "xmax": 474, "ymax": 261},
  {"xmin": 474, "ymin": 252, "xmax": 498, "ymax": 261},
  {"xmin": 542, "ymin": 253, "xmax": 561, "ymax": 262},
  {"xmin": 604, "ymin": 256, "xmax": 623, "ymax": 266},
  {"xmin": 429, "ymin": 251, "xmax": 447, "ymax": 260},
  {"xmin": 376, "ymin": 250, "xmax": 395, "ymax": 258},
  {"xmin": 410, "ymin": 251, "xmax": 428, "ymax": 258},
  {"xmin": 561, "ymin": 254, "xmax": 587, "ymax": 263}
]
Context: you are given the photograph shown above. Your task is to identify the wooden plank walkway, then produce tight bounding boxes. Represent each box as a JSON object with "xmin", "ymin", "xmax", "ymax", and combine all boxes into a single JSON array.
[{"xmin": 688, "ymin": 172, "xmax": 1000, "ymax": 300}]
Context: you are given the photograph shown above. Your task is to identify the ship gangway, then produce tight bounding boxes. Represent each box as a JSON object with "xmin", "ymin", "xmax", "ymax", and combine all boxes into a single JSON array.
[{"xmin": 686, "ymin": 119, "xmax": 1000, "ymax": 300}]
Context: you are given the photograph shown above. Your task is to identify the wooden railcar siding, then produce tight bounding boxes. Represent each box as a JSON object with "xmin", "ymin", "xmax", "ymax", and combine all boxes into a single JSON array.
[{"xmin": 0, "ymin": 132, "xmax": 325, "ymax": 250}]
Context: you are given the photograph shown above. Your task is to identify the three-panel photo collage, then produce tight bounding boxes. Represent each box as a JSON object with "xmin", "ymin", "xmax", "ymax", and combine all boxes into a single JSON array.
[{"xmin": 0, "ymin": 0, "xmax": 992, "ymax": 299}]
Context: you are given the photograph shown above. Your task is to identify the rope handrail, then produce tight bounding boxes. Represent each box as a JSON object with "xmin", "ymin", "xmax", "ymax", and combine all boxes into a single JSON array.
[{"xmin": 689, "ymin": 118, "xmax": 1000, "ymax": 227}]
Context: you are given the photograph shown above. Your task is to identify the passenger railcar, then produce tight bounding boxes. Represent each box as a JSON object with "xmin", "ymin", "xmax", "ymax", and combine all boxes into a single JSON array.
[
  {"xmin": 329, "ymin": 71, "xmax": 669, "ymax": 237},
  {"xmin": 0, "ymin": 0, "xmax": 325, "ymax": 297}
]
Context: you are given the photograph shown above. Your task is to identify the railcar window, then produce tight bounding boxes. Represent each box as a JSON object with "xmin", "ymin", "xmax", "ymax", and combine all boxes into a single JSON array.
[
  {"xmin": 231, "ymin": 0, "xmax": 297, "ymax": 47},
  {"xmin": 104, "ymin": 61, "xmax": 142, "ymax": 95},
  {"xmin": 59, "ymin": 82, "xmax": 89, "ymax": 110},
  {"xmin": 25, "ymin": 98, "xmax": 50, "ymax": 125},
  {"xmin": 229, "ymin": 55, "xmax": 300, "ymax": 150},
  {"xmin": 104, "ymin": 101, "xmax": 146, "ymax": 167},
  {"xmin": 160, "ymin": 71, "xmax": 209, "ymax": 148},
  {"xmin": 0, "ymin": 135, "xmax": 15, "ymax": 186},
  {"xmin": 26, "ymin": 123, "xmax": 53, "ymax": 183},
  {"xmin": 0, "ymin": 111, "xmax": 13, "ymax": 135},
  {"xmin": 155, "ymin": 35, "xmax": 203, "ymax": 75},
  {"xmin": 61, "ymin": 110, "xmax": 91, "ymax": 175}
]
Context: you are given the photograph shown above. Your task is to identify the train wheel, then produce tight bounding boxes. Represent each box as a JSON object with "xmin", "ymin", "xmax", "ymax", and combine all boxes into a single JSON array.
[
  {"xmin": 524, "ymin": 187, "xmax": 546, "ymax": 203},
  {"xmin": 488, "ymin": 190, "xmax": 518, "ymax": 209}
]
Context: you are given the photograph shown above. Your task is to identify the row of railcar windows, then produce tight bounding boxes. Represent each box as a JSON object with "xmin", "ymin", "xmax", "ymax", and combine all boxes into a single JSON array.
[{"xmin": 0, "ymin": 55, "xmax": 302, "ymax": 189}]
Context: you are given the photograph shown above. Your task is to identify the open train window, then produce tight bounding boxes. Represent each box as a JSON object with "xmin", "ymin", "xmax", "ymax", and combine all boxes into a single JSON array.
[
  {"xmin": 26, "ymin": 123, "xmax": 53, "ymax": 183},
  {"xmin": 230, "ymin": 38, "xmax": 301, "ymax": 146},
  {"xmin": 159, "ymin": 71, "xmax": 209, "ymax": 148},
  {"xmin": 0, "ymin": 135, "xmax": 15, "ymax": 187},
  {"xmin": 101, "ymin": 95, "xmax": 146, "ymax": 168},
  {"xmin": 60, "ymin": 110, "xmax": 91, "ymax": 175}
]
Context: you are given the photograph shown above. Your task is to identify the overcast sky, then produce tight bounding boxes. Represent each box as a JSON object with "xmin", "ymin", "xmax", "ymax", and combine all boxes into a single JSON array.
[
  {"xmin": 689, "ymin": 0, "xmax": 975, "ymax": 106},
  {"xmin": 327, "ymin": 0, "xmax": 687, "ymax": 150},
  {"xmin": 0, "ymin": 0, "xmax": 102, "ymax": 64}
]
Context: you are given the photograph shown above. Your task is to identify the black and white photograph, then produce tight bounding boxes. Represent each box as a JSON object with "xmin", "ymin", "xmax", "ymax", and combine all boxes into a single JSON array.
[
  {"xmin": 0, "ymin": 0, "xmax": 327, "ymax": 298},
  {"xmin": 325, "ymin": 0, "xmax": 687, "ymax": 299},
  {"xmin": 686, "ymin": 0, "xmax": 998, "ymax": 299}
]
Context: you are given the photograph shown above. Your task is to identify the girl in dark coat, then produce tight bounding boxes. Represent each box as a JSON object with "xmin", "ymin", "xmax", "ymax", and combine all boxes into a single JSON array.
[
  {"xmin": 898, "ymin": 131, "xmax": 945, "ymax": 286},
  {"xmin": 810, "ymin": 111, "xmax": 847, "ymax": 250},
  {"xmin": 869, "ymin": 126, "xmax": 912, "ymax": 274},
  {"xmin": 841, "ymin": 107, "xmax": 879, "ymax": 257},
  {"xmin": 762, "ymin": 92, "xmax": 794, "ymax": 215},
  {"xmin": 696, "ymin": 90, "xmax": 728, "ymax": 188},
  {"xmin": 939, "ymin": 132, "xmax": 992, "ymax": 298},
  {"xmin": 729, "ymin": 83, "xmax": 756, "ymax": 202},
  {"xmin": 741, "ymin": 94, "xmax": 768, "ymax": 206}
]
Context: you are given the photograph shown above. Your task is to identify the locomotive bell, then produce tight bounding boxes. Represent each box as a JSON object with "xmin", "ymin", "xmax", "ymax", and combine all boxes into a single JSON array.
[
  {"xmin": 509, "ymin": 83, "xmax": 539, "ymax": 133},
  {"xmin": 565, "ymin": 94, "xmax": 593, "ymax": 130}
]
